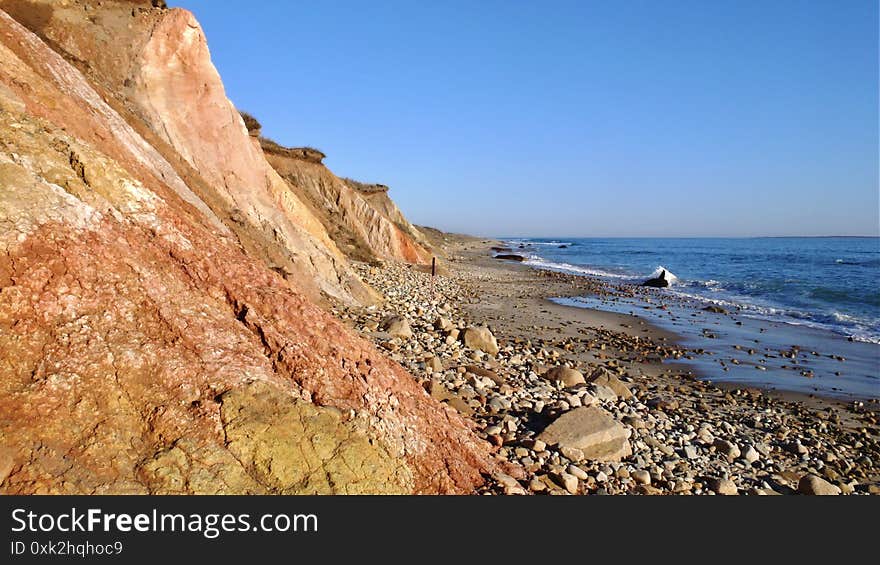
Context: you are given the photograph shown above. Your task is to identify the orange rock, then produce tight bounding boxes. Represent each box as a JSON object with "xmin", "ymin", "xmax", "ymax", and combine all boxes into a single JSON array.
[{"xmin": 0, "ymin": 6, "xmax": 495, "ymax": 494}]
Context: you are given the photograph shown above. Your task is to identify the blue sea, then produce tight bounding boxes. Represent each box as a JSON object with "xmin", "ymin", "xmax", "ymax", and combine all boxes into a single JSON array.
[
  {"xmin": 507, "ymin": 237, "xmax": 880, "ymax": 344},
  {"xmin": 503, "ymin": 237, "xmax": 880, "ymax": 399}
]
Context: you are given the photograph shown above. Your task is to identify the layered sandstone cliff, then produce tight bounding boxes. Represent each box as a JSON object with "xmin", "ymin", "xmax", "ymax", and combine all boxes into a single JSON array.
[
  {"xmin": 0, "ymin": 3, "xmax": 495, "ymax": 493},
  {"xmin": 263, "ymin": 141, "xmax": 432, "ymax": 265},
  {"xmin": 346, "ymin": 178, "xmax": 433, "ymax": 250},
  {"xmin": 1, "ymin": 0, "xmax": 377, "ymax": 305}
]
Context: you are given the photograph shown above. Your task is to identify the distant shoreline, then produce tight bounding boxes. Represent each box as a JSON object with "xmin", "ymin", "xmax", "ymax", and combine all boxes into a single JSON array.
[{"xmin": 490, "ymin": 235, "xmax": 880, "ymax": 240}]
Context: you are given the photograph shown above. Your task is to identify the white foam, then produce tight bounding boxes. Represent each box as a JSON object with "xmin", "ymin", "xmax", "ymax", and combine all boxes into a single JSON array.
[
  {"xmin": 648, "ymin": 265, "xmax": 679, "ymax": 285},
  {"xmin": 506, "ymin": 240, "xmax": 574, "ymax": 247},
  {"xmin": 524, "ymin": 257, "xmax": 629, "ymax": 279},
  {"xmin": 668, "ymin": 289, "xmax": 880, "ymax": 344}
]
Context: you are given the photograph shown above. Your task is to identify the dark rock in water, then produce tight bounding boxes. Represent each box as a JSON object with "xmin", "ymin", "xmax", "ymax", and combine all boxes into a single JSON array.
[
  {"xmin": 642, "ymin": 270, "xmax": 670, "ymax": 288},
  {"xmin": 558, "ymin": 245, "xmax": 568, "ymax": 249},
  {"xmin": 494, "ymin": 254, "xmax": 526, "ymax": 262},
  {"xmin": 703, "ymin": 305, "xmax": 729, "ymax": 315},
  {"xmin": 518, "ymin": 244, "xmax": 526, "ymax": 249},
  {"xmin": 491, "ymin": 246, "xmax": 512, "ymax": 253}
]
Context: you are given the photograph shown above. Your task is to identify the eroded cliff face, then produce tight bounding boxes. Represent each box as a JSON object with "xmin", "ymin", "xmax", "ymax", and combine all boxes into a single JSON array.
[
  {"xmin": 264, "ymin": 146, "xmax": 432, "ymax": 265},
  {"xmin": 347, "ymin": 180, "xmax": 433, "ymax": 250},
  {"xmin": 0, "ymin": 6, "xmax": 495, "ymax": 493},
  {"xmin": 1, "ymin": 0, "xmax": 376, "ymax": 306}
]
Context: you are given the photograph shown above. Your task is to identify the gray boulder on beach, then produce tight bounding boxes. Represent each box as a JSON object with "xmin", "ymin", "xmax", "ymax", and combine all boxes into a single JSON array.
[
  {"xmin": 538, "ymin": 406, "xmax": 632, "ymax": 462},
  {"xmin": 494, "ymin": 254, "xmax": 526, "ymax": 262}
]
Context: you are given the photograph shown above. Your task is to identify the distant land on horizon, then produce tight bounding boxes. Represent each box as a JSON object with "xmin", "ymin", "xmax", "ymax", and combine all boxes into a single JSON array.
[{"xmin": 490, "ymin": 235, "xmax": 880, "ymax": 240}]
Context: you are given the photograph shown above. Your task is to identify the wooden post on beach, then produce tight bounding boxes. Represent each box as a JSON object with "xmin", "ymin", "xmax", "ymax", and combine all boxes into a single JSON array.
[{"xmin": 430, "ymin": 257, "xmax": 436, "ymax": 298}]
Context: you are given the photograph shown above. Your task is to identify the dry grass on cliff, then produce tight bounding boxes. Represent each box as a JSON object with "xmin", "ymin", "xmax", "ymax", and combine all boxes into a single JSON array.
[
  {"xmin": 259, "ymin": 137, "xmax": 326, "ymax": 163},
  {"xmin": 238, "ymin": 110, "xmax": 262, "ymax": 135},
  {"xmin": 341, "ymin": 177, "xmax": 389, "ymax": 194}
]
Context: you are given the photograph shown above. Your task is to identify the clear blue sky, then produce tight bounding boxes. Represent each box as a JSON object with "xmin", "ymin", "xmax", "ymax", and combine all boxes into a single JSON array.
[{"xmin": 180, "ymin": 0, "xmax": 878, "ymax": 237}]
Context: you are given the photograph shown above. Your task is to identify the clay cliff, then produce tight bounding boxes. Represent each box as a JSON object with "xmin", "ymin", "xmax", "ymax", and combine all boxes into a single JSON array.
[
  {"xmin": 0, "ymin": 1, "xmax": 495, "ymax": 493},
  {"xmin": 1, "ymin": 0, "xmax": 380, "ymax": 305},
  {"xmin": 263, "ymin": 140, "xmax": 432, "ymax": 265}
]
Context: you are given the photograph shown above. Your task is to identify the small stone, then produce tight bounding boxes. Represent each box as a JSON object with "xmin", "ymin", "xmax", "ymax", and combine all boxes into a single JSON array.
[
  {"xmin": 461, "ymin": 326, "xmax": 500, "ymax": 355},
  {"xmin": 648, "ymin": 398, "xmax": 679, "ymax": 411},
  {"xmin": 589, "ymin": 384, "xmax": 618, "ymax": 402},
  {"xmin": 380, "ymin": 315, "xmax": 413, "ymax": 339},
  {"xmin": 713, "ymin": 438, "xmax": 741, "ymax": 461},
  {"xmin": 553, "ymin": 472, "xmax": 579, "ymax": 494},
  {"xmin": 631, "ymin": 470, "xmax": 651, "ymax": 485},
  {"xmin": 425, "ymin": 355, "xmax": 443, "ymax": 373},
  {"xmin": 683, "ymin": 445, "xmax": 698, "ymax": 459},
  {"xmin": 493, "ymin": 473, "xmax": 520, "ymax": 490},
  {"xmin": 529, "ymin": 477, "xmax": 547, "ymax": 492},
  {"xmin": 523, "ymin": 438, "xmax": 547, "ymax": 452},
  {"xmin": 586, "ymin": 367, "xmax": 633, "ymax": 399},
  {"xmin": 742, "ymin": 445, "xmax": 760, "ymax": 464},
  {"xmin": 567, "ymin": 464, "xmax": 589, "ymax": 480},
  {"xmin": 541, "ymin": 366, "xmax": 585, "ymax": 388},
  {"xmin": 708, "ymin": 478, "xmax": 738, "ymax": 495}
]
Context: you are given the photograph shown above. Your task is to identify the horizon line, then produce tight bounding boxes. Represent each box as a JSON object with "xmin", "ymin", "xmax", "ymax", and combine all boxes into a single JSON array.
[{"xmin": 486, "ymin": 234, "xmax": 880, "ymax": 240}]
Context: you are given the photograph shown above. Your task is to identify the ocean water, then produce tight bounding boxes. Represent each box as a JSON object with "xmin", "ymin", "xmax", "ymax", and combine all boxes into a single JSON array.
[
  {"xmin": 506, "ymin": 237, "xmax": 880, "ymax": 344},
  {"xmin": 503, "ymin": 237, "xmax": 880, "ymax": 400}
]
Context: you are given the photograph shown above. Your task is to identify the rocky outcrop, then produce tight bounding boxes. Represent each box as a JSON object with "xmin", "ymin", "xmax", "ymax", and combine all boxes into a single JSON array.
[
  {"xmin": 0, "ymin": 7, "xmax": 495, "ymax": 493},
  {"xmin": 264, "ymin": 142, "xmax": 432, "ymax": 265},
  {"xmin": 1, "ymin": 0, "xmax": 376, "ymax": 306}
]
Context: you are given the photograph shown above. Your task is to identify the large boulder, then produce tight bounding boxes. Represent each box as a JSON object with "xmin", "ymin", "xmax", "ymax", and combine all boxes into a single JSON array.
[
  {"xmin": 541, "ymin": 367, "xmax": 585, "ymax": 388},
  {"xmin": 537, "ymin": 406, "xmax": 632, "ymax": 462},
  {"xmin": 642, "ymin": 270, "xmax": 670, "ymax": 288},
  {"xmin": 461, "ymin": 326, "xmax": 500, "ymax": 355}
]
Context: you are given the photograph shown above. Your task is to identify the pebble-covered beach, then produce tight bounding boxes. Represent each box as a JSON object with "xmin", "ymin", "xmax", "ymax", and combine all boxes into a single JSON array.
[{"xmin": 334, "ymin": 237, "xmax": 879, "ymax": 495}]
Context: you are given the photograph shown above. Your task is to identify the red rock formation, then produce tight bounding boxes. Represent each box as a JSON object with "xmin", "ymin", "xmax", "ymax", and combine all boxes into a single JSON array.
[
  {"xmin": 1, "ymin": 0, "xmax": 375, "ymax": 306},
  {"xmin": 0, "ymin": 7, "xmax": 495, "ymax": 493}
]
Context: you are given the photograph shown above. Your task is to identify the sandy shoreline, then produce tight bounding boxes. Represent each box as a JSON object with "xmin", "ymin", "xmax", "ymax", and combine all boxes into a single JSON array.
[
  {"xmin": 338, "ymin": 233, "xmax": 879, "ymax": 494},
  {"xmin": 456, "ymin": 238, "xmax": 878, "ymax": 403}
]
